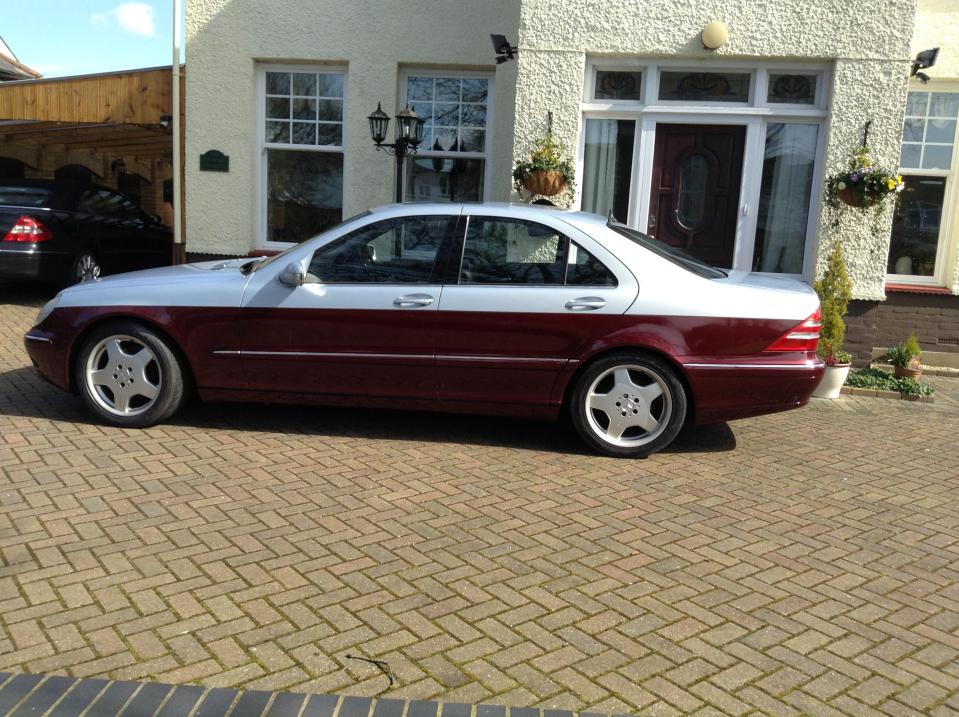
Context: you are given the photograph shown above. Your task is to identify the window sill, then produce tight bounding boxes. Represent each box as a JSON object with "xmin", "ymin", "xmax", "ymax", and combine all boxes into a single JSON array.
[{"xmin": 885, "ymin": 283, "xmax": 954, "ymax": 295}]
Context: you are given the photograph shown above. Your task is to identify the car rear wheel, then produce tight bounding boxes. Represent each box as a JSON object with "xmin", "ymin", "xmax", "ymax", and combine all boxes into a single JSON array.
[
  {"xmin": 75, "ymin": 322, "xmax": 187, "ymax": 427},
  {"xmin": 570, "ymin": 352, "xmax": 687, "ymax": 458},
  {"xmin": 72, "ymin": 251, "xmax": 101, "ymax": 284}
]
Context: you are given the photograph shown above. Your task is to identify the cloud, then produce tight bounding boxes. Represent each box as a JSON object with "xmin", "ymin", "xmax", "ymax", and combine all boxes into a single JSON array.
[{"xmin": 91, "ymin": 2, "xmax": 156, "ymax": 37}]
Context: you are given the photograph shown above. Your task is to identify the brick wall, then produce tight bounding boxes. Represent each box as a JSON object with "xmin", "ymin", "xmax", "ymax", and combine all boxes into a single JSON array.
[{"xmin": 845, "ymin": 293, "xmax": 959, "ymax": 365}]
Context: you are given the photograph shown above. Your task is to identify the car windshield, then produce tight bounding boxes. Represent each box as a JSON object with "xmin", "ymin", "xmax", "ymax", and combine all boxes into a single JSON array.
[
  {"xmin": 248, "ymin": 210, "xmax": 373, "ymax": 273},
  {"xmin": 0, "ymin": 186, "xmax": 54, "ymax": 208},
  {"xmin": 608, "ymin": 220, "xmax": 727, "ymax": 279}
]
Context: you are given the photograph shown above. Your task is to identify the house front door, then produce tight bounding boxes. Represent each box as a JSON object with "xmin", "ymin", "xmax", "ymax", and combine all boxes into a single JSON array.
[{"xmin": 647, "ymin": 123, "xmax": 746, "ymax": 268}]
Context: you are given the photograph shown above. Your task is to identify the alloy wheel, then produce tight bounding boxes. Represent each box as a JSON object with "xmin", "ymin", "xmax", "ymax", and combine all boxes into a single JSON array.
[
  {"xmin": 584, "ymin": 364, "xmax": 673, "ymax": 448},
  {"xmin": 84, "ymin": 335, "xmax": 162, "ymax": 417}
]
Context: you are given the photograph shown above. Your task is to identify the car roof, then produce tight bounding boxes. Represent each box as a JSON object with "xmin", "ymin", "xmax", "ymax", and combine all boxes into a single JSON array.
[{"xmin": 367, "ymin": 201, "xmax": 611, "ymax": 227}]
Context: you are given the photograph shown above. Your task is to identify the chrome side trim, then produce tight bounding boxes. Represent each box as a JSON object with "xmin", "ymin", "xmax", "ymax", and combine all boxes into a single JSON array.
[
  {"xmin": 24, "ymin": 333, "xmax": 52, "ymax": 344},
  {"xmin": 683, "ymin": 361, "xmax": 823, "ymax": 370},
  {"xmin": 437, "ymin": 355, "xmax": 566, "ymax": 365},
  {"xmin": 212, "ymin": 350, "xmax": 430, "ymax": 360}
]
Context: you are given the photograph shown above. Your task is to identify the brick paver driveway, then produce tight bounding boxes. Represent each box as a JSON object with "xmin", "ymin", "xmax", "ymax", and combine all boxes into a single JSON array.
[{"xmin": 1, "ymin": 283, "xmax": 958, "ymax": 716}]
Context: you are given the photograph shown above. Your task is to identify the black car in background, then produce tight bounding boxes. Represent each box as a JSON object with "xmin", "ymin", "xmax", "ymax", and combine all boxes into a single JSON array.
[{"xmin": 0, "ymin": 179, "xmax": 173, "ymax": 285}]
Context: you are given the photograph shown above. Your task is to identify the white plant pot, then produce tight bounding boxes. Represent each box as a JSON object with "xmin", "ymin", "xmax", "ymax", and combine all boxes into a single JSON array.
[{"xmin": 812, "ymin": 363, "xmax": 851, "ymax": 399}]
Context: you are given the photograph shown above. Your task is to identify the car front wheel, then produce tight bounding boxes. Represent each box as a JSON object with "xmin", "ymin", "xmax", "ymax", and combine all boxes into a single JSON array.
[
  {"xmin": 75, "ymin": 322, "xmax": 188, "ymax": 427},
  {"xmin": 571, "ymin": 352, "xmax": 687, "ymax": 458}
]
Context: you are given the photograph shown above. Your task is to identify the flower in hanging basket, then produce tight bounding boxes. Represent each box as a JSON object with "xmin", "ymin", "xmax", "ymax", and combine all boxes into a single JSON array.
[
  {"xmin": 513, "ymin": 130, "xmax": 575, "ymax": 199},
  {"xmin": 825, "ymin": 146, "xmax": 903, "ymax": 210}
]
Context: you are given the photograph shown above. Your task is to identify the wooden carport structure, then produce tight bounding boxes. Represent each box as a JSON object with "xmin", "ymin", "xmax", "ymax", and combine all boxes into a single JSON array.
[{"xmin": 0, "ymin": 66, "xmax": 184, "ymax": 249}]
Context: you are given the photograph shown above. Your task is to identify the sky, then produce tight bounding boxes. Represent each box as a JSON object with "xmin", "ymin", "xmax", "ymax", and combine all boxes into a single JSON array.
[{"xmin": 2, "ymin": 0, "xmax": 184, "ymax": 78}]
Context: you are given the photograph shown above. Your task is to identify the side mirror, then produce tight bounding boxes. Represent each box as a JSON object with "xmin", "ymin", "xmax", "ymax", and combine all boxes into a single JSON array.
[
  {"xmin": 279, "ymin": 261, "xmax": 306, "ymax": 287},
  {"xmin": 147, "ymin": 213, "xmax": 163, "ymax": 225}
]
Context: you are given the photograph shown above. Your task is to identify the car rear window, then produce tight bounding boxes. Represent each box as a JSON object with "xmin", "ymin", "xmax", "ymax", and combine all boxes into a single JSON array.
[
  {"xmin": 0, "ymin": 186, "xmax": 54, "ymax": 208},
  {"xmin": 608, "ymin": 220, "xmax": 727, "ymax": 279}
]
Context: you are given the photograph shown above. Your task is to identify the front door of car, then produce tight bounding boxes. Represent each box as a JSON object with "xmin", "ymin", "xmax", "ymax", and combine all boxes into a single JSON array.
[
  {"xmin": 435, "ymin": 214, "xmax": 638, "ymax": 407},
  {"xmin": 235, "ymin": 212, "xmax": 461, "ymax": 399}
]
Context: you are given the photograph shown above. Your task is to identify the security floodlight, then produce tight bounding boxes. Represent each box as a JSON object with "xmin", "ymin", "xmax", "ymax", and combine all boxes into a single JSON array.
[
  {"xmin": 911, "ymin": 48, "xmax": 939, "ymax": 83},
  {"xmin": 491, "ymin": 33, "xmax": 517, "ymax": 64}
]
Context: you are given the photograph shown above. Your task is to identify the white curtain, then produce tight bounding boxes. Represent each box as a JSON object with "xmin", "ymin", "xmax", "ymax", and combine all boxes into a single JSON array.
[
  {"xmin": 757, "ymin": 124, "xmax": 818, "ymax": 273},
  {"xmin": 582, "ymin": 119, "xmax": 619, "ymax": 216}
]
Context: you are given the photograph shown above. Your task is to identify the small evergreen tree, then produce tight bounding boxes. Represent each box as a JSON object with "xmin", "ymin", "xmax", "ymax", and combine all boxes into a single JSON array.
[{"xmin": 814, "ymin": 242, "xmax": 853, "ymax": 364}]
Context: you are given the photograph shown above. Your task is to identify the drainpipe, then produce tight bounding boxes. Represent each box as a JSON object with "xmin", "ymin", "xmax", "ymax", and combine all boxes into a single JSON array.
[{"xmin": 172, "ymin": 0, "xmax": 183, "ymax": 261}]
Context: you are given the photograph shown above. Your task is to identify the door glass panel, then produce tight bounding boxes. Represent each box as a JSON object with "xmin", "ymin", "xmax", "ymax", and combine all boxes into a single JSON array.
[
  {"xmin": 308, "ymin": 215, "xmax": 453, "ymax": 283},
  {"xmin": 888, "ymin": 175, "xmax": 946, "ymax": 276},
  {"xmin": 594, "ymin": 70, "xmax": 643, "ymax": 100},
  {"xmin": 658, "ymin": 71, "xmax": 750, "ymax": 102},
  {"xmin": 753, "ymin": 123, "xmax": 818, "ymax": 274},
  {"xmin": 676, "ymin": 154, "xmax": 708, "ymax": 229},
  {"xmin": 460, "ymin": 217, "xmax": 567, "ymax": 285},
  {"xmin": 566, "ymin": 243, "xmax": 617, "ymax": 286},
  {"xmin": 581, "ymin": 119, "xmax": 634, "ymax": 222}
]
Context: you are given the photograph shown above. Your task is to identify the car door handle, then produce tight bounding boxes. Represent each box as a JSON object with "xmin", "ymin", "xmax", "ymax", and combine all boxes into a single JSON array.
[
  {"xmin": 393, "ymin": 293, "xmax": 434, "ymax": 307},
  {"xmin": 565, "ymin": 297, "xmax": 606, "ymax": 311}
]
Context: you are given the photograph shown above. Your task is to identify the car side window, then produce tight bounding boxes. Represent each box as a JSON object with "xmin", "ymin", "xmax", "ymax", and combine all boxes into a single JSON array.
[
  {"xmin": 566, "ymin": 243, "xmax": 618, "ymax": 286},
  {"xmin": 308, "ymin": 215, "xmax": 454, "ymax": 283},
  {"xmin": 76, "ymin": 190, "xmax": 103, "ymax": 214},
  {"xmin": 460, "ymin": 217, "xmax": 567, "ymax": 285}
]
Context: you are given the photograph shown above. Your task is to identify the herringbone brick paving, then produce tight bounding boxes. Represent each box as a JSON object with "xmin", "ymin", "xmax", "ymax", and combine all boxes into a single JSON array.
[{"xmin": 1, "ymin": 284, "xmax": 958, "ymax": 716}]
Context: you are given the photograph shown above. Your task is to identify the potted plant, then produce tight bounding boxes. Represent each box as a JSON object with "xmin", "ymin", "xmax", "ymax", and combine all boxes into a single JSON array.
[
  {"xmin": 886, "ymin": 333, "xmax": 923, "ymax": 379},
  {"xmin": 513, "ymin": 129, "xmax": 575, "ymax": 199},
  {"xmin": 825, "ymin": 145, "xmax": 904, "ymax": 211},
  {"xmin": 811, "ymin": 241, "xmax": 854, "ymax": 398}
]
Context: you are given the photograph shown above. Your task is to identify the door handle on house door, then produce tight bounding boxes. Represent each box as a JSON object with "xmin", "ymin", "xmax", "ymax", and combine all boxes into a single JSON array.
[
  {"xmin": 393, "ymin": 293, "xmax": 434, "ymax": 307},
  {"xmin": 565, "ymin": 297, "xmax": 606, "ymax": 311}
]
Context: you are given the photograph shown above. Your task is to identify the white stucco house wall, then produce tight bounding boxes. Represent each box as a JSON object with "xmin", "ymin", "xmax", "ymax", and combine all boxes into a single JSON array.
[{"xmin": 184, "ymin": 0, "xmax": 959, "ymax": 358}]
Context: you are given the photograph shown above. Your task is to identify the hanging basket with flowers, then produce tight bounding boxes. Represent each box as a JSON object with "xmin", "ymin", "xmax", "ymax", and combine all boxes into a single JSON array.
[
  {"xmin": 513, "ymin": 129, "xmax": 575, "ymax": 200},
  {"xmin": 825, "ymin": 145, "xmax": 904, "ymax": 211}
]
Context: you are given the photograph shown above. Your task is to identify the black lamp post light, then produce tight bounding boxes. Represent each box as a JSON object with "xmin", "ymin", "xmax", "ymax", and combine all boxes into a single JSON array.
[{"xmin": 367, "ymin": 102, "xmax": 425, "ymax": 203}]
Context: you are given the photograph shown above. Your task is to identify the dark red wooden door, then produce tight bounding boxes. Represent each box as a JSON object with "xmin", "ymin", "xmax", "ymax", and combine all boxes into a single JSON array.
[{"xmin": 647, "ymin": 123, "xmax": 746, "ymax": 268}]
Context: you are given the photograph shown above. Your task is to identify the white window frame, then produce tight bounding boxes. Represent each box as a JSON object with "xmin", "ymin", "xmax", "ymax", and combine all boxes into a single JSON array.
[
  {"xmin": 255, "ymin": 63, "xmax": 348, "ymax": 250},
  {"xmin": 886, "ymin": 82, "xmax": 959, "ymax": 287},
  {"xmin": 576, "ymin": 58, "xmax": 830, "ymax": 281},
  {"xmin": 399, "ymin": 68, "xmax": 494, "ymax": 203}
]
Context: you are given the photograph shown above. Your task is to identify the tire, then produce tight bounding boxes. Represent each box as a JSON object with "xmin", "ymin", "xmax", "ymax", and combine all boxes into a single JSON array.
[
  {"xmin": 70, "ymin": 250, "xmax": 101, "ymax": 284},
  {"xmin": 74, "ymin": 321, "xmax": 188, "ymax": 428},
  {"xmin": 570, "ymin": 352, "xmax": 687, "ymax": 458}
]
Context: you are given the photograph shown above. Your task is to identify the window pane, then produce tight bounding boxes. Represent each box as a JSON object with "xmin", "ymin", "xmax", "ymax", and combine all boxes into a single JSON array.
[
  {"xmin": 317, "ymin": 123, "xmax": 343, "ymax": 146},
  {"xmin": 902, "ymin": 118, "xmax": 924, "ymax": 142},
  {"xmin": 906, "ymin": 92, "xmax": 929, "ymax": 116},
  {"xmin": 926, "ymin": 118, "xmax": 956, "ymax": 143},
  {"xmin": 901, "ymin": 143, "xmax": 921, "ymax": 168},
  {"xmin": 292, "ymin": 73, "xmax": 316, "ymax": 96},
  {"xmin": 566, "ymin": 243, "xmax": 617, "ymax": 286},
  {"xmin": 767, "ymin": 73, "xmax": 817, "ymax": 104},
  {"xmin": 266, "ymin": 121, "xmax": 289, "ymax": 143},
  {"xmin": 267, "ymin": 97, "xmax": 290, "ymax": 119},
  {"xmin": 594, "ymin": 70, "xmax": 642, "ymax": 101},
  {"xmin": 753, "ymin": 123, "xmax": 819, "ymax": 274},
  {"xmin": 460, "ymin": 217, "xmax": 567, "ymax": 285},
  {"xmin": 292, "ymin": 122, "xmax": 316, "ymax": 145},
  {"xmin": 922, "ymin": 144, "xmax": 953, "ymax": 170},
  {"xmin": 317, "ymin": 99, "xmax": 343, "ymax": 121},
  {"xmin": 658, "ymin": 71, "xmax": 750, "ymax": 102},
  {"xmin": 291, "ymin": 98, "xmax": 316, "ymax": 120},
  {"xmin": 581, "ymin": 119, "xmax": 634, "ymax": 222},
  {"xmin": 407, "ymin": 157, "xmax": 484, "ymax": 202},
  {"xmin": 308, "ymin": 216, "xmax": 452, "ymax": 283},
  {"xmin": 406, "ymin": 75, "xmax": 490, "ymax": 155},
  {"xmin": 266, "ymin": 72, "xmax": 290, "ymax": 95},
  {"xmin": 316, "ymin": 74, "xmax": 344, "ymax": 98},
  {"xmin": 888, "ymin": 175, "xmax": 946, "ymax": 276},
  {"xmin": 930, "ymin": 92, "xmax": 959, "ymax": 118},
  {"xmin": 266, "ymin": 149, "xmax": 343, "ymax": 243}
]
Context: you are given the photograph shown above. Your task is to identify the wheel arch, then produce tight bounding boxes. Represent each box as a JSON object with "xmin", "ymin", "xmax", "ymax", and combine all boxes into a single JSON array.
[
  {"xmin": 561, "ymin": 345, "xmax": 696, "ymax": 423},
  {"xmin": 67, "ymin": 314, "xmax": 196, "ymax": 395}
]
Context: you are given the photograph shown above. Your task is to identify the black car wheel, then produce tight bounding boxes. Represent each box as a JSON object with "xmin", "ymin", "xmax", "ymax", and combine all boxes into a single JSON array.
[
  {"xmin": 75, "ymin": 321, "xmax": 189, "ymax": 428},
  {"xmin": 71, "ymin": 251, "xmax": 101, "ymax": 283}
]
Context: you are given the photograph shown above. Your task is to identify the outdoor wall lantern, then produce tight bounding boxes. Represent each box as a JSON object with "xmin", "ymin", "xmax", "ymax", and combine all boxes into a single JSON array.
[
  {"xmin": 701, "ymin": 21, "xmax": 728, "ymax": 50},
  {"xmin": 367, "ymin": 102, "xmax": 425, "ymax": 203}
]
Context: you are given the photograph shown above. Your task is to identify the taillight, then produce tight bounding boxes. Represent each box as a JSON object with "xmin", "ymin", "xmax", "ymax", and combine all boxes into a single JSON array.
[
  {"xmin": 3, "ymin": 216, "xmax": 53, "ymax": 243},
  {"xmin": 766, "ymin": 308, "xmax": 822, "ymax": 352}
]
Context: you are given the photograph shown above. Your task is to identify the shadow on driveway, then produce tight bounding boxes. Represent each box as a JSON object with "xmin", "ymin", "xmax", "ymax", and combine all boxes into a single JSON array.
[{"xmin": 0, "ymin": 365, "xmax": 736, "ymax": 456}]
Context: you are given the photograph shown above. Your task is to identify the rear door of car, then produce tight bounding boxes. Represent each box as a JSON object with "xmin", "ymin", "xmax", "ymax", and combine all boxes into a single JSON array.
[
  {"xmin": 234, "ymin": 208, "xmax": 462, "ymax": 399},
  {"xmin": 434, "ymin": 211, "xmax": 639, "ymax": 407}
]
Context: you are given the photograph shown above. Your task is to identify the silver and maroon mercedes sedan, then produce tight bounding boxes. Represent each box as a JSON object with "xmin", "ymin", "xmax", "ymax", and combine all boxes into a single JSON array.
[{"xmin": 24, "ymin": 203, "xmax": 824, "ymax": 457}]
